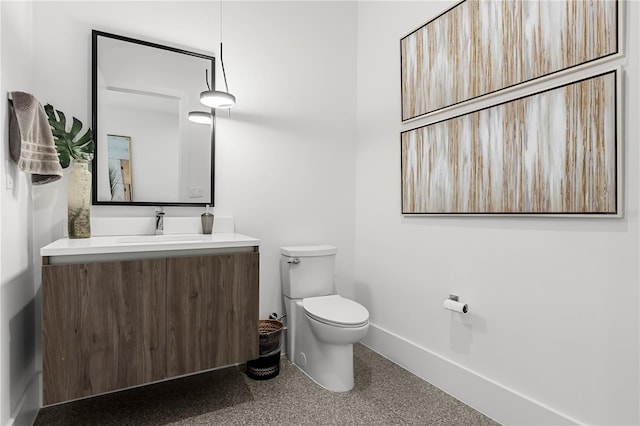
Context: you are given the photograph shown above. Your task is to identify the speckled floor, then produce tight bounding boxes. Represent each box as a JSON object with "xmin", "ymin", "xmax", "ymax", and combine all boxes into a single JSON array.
[{"xmin": 34, "ymin": 344, "xmax": 499, "ymax": 425}]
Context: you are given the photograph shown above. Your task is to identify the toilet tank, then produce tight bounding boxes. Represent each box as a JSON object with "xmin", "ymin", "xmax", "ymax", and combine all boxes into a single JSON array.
[{"xmin": 281, "ymin": 245, "xmax": 337, "ymax": 299}]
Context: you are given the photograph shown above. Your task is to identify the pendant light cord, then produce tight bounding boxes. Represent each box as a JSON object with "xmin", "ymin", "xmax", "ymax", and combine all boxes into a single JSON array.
[
  {"xmin": 219, "ymin": 0, "xmax": 230, "ymax": 94},
  {"xmin": 220, "ymin": 0, "xmax": 232, "ymax": 114},
  {"xmin": 220, "ymin": 43, "xmax": 230, "ymax": 93}
]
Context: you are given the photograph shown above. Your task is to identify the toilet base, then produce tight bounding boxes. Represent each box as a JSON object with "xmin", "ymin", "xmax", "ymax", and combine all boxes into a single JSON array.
[
  {"xmin": 296, "ymin": 343, "xmax": 354, "ymax": 392},
  {"xmin": 284, "ymin": 297, "xmax": 359, "ymax": 392}
]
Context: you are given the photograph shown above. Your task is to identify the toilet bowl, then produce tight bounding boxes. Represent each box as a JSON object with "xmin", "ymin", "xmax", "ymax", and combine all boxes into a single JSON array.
[{"xmin": 280, "ymin": 245, "xmax": 369, "ymax": 392}]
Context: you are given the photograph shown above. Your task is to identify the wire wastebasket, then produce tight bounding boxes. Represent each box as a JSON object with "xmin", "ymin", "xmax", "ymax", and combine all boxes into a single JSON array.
[{"xmin": 247, "ymin": 319, "xmax": 284, "ymax": 380}]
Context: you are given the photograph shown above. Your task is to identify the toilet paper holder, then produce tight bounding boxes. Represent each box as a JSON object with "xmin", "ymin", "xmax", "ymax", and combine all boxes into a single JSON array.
[{"xmin": 444, "ymin": 294, "xmax": 469, "ymax": 314}]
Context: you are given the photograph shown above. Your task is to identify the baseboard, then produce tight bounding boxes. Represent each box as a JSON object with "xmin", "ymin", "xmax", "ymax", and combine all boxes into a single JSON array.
[
  {"xmin": 7, "ymin": 373, "xmax": 40, "ymax": 426},
  {"xmin": 361, "ymin": 323, "xmax": 580, "ymax": 426}
]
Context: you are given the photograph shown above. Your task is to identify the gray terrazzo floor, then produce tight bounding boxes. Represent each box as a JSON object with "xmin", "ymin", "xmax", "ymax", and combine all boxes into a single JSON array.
[{"xmin": 34, "ymin": 344, "xmax": 499, "ymax": 425}]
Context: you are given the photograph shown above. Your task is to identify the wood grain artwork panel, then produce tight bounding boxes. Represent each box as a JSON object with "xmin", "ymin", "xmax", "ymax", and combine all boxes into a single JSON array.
[
  {"xmin": 401, "ymin": 0, "xmax": 618, "ymax": 120},
  {"xmin": 401, "ymin": 71, "xmax": 617, "ymax": 215},
  {"xmin": 166, "ymin": 252, "xmax": 259, "ymax": 377},
  {"xmin": 42, "ymin": 259, "xmax": 166, "ymax": 405}
]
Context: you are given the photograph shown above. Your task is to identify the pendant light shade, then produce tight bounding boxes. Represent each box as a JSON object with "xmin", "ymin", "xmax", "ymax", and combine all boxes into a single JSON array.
[
  {"xmin": 200, "ymin": 90, "xmax": 236, "ymax": 109},
  {"xmin": 188, "ymin": 111, "xmax": 213, "ymax": 124},
  {"xmin": 199, "ymin": 38, "xmax": 235, "ymax": 109}
]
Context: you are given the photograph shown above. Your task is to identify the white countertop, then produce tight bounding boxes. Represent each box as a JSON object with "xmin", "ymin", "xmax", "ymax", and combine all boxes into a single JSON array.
[{"xmin": 41, "ymin": 233, "xmax": 260, "ymax": 257}]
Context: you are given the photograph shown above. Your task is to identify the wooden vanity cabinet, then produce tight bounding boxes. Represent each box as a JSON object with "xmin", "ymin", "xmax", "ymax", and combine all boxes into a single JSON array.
[
  {"xmin": 42, "ymin": 250, "xmax": 259, "ymax": 405},
  {"xmin": 166, "ymin": 252, "xmax": 260, "ymax": 376},
  {"xmin": 42, "ymin": 259, "xmax": 167, "ymax": 405}
]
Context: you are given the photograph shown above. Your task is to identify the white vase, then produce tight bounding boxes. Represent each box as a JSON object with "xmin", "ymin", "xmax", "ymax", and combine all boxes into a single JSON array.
[{"xmin": 67, "ymin": 159, "xmax": 91, "ymax": 238}]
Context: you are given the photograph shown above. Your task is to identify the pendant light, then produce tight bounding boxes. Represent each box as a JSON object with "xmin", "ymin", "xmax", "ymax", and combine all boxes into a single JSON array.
[
  {"xmin": 188, "ymin": 111, "xmax": 213, "ymax": 124},
  {"xmin": 200, "ymin": 0, "xmax": 235, "ymax": 109}
]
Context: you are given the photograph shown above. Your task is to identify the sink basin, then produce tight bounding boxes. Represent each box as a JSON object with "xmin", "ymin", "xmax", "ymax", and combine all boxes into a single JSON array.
[{"xmin": 115, "ymin": 234, "xmax": 209, "ymax": 244}]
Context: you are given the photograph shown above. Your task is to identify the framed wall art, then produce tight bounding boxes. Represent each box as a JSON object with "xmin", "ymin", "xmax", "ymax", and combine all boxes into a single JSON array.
[
  {"xmin": 401, "ymin": 0, "xmax": 621, "ymax": 122},
  {"xmin": 401, "ymin": 69, "xmax": 620, "ymax": 216}
]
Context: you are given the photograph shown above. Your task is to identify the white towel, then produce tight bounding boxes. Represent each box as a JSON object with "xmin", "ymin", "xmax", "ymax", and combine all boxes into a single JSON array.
[{"xmin": 9, "ymin": 91, "xmax": 63, "ymax": 185}]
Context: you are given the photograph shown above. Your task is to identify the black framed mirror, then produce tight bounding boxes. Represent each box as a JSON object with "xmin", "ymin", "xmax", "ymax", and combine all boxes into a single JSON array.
[{"xmin": 92, "ymin": 30, "xmax": 215, "ymax": 206}]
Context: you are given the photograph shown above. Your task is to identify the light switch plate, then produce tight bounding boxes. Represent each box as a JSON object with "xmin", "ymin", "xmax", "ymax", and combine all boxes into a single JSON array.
[
  {"xmin": 5, "ymin": 161, "xmax": 14, "ymax": 190},
  {"xmin": 189, "ymin": 187, "xmax": 204, "ymax": 198}
]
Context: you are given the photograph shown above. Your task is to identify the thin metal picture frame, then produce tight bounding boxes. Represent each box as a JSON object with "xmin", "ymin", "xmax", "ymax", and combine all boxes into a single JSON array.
[
  {"xmin": 400, "ymin": 0, "xmax": 624, "ymax": 123},
  {"xmin": 400, "ymin": 68, "xmax": 622, "ymax": 217}
]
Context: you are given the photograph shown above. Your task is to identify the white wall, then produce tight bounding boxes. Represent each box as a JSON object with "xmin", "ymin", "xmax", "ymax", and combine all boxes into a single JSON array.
[
  {"xmin": 0, "ymin": 3, "xmax": 41, "ymax": 425},
  {"xmin": 355, "ymin": 2, "xmax": 639, "ymax": 425},
  {"xmin": 217, "ymin": 0, "xmax": 357, "ymax": 312}
]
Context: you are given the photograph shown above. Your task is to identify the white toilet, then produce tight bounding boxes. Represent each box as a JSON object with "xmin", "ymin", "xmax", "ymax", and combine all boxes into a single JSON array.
[{"xmin": 280, "ymin": 245, "xmax": 369, "ymax": 392}]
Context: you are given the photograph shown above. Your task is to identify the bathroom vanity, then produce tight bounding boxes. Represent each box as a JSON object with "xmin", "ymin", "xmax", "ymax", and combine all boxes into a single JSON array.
[{"xmin": 40, "ymin": 233, "xmax": 260, "ymax": 405}]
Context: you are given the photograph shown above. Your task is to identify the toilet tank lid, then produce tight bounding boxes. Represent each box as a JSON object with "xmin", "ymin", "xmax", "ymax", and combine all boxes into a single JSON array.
[{"xmin": 281, "ymin": 245, "xmax": 337, "ymax": 257}]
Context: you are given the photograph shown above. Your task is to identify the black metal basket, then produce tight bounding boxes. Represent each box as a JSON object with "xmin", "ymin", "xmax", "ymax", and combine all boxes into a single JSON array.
[
  {"xmin": 247, "ymin": 351, "xmax": 281, "ymax": 380},
  {"xmin": 247, "ymin": 320, "xmax": 284, "ymax": 380},
  {"xmin": 258, "ymin": 319, "xmax": 283, "ymax": 355}
]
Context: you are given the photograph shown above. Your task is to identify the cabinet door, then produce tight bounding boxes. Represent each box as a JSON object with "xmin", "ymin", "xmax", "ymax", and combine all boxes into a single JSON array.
[
  {"xmin": 42, "ymin": 259, "xmax": 166, "ymax": 405},
  {"xmin": 166, "ymin": 252, "xmax": 259, "ymax": 377}
]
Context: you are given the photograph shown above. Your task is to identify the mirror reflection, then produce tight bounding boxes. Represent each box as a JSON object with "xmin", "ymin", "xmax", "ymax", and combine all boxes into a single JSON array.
[
  {"xmin": 107, "ymin": 134, "xmax": 132, "ymax": 201},
  {"xmin": 92, "ymin": 30, "xmax": 215, "ymax": 206}
]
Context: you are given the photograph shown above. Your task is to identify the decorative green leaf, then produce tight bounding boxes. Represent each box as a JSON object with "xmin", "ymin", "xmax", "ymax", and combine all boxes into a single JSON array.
[
  {"xmin": 70, "ymin": 117, "xmax": 82, "ymax": 136},
  {"xmin": 57, "ymin": 149, "xmax": 71, "ymax": 170},
  {"xmin": 44, "ymin": 104, "xmax": 94, "ymax": 168}
]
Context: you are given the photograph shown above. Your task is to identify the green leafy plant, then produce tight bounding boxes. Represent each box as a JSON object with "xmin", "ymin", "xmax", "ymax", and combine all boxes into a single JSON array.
[
  {"xmin": 108, "ymin": 162, "xmax": 122, "ymax": 197},
  {"xmin": 44, "ymin": 104, "xmax": 94, "ymax": 168}
]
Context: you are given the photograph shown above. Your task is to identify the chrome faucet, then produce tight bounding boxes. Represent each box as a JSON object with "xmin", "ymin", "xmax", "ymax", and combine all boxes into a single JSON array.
[{"xmin": 155, "ymin": 208, "xmax": 165, "ymax": 235}]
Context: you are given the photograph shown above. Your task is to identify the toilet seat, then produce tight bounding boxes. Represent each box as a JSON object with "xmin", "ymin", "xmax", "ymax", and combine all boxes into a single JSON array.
[{"xmin": 303, "ymin": 295, "xmax": 369, "ymax": 328}]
